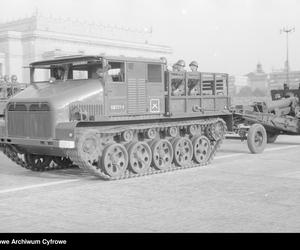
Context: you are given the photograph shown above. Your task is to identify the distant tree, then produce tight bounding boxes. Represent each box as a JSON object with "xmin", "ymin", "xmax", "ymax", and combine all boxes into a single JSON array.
[
  {"xmin": 252, "ymin": 88, "xmax": 266, "ymax": 97},
  {"xmin": 237, "ymin": 86, "xmax": 252, "ymax": 97}
]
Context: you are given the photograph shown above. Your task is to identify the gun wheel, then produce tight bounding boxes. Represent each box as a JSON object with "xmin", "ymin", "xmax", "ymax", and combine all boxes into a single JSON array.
[
  {"xmin": 247, "ymin": 124, "xmax": 267, "ymax": 154},
  {"xmin": 192, "ymin": 135, "xmax": 211, "ymax": 164}
]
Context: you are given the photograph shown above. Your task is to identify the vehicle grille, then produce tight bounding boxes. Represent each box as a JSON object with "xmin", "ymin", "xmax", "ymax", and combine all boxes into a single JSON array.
[{"xmin": 7, "ymin": 102, "xmax": 52, "ymax": 139}]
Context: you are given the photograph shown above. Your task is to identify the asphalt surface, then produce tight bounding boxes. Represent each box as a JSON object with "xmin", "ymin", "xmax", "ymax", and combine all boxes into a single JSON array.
[{"xmin": 0, "ymin": 135, "xmax": 299, "ymax": 232}]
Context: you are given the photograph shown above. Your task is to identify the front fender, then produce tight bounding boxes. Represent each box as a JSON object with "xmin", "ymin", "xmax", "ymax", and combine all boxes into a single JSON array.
[{"xmin": 55, "ymin": 121, "xmax": 78, "ymax": 141}]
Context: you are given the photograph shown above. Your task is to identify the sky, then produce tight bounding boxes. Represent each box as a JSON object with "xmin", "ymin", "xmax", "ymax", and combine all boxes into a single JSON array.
[{"xmin": 0, "ymin": 0, "xmax": 299, "ymax": 75}]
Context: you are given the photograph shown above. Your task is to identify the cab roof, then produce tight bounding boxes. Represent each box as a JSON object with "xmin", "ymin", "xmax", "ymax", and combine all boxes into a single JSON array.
[{"xmin": 30, "ymin": 55, "xmax": 165, "ymax": 67}]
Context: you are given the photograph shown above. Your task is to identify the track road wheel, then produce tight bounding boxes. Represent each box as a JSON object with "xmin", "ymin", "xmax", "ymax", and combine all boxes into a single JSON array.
[
  {"xmin": 150, "ymin": 139, "xmax": 173, "ymax": 170},
  {"xmin": 101, "ymin": 143, "xmax": 128, "ymax": 178},
  {"xmin": 247, "ymin": 124, "xmax": 267, "ymax": 154},
  {"xmin": 127, "ymin": 141, "xmax": 152, "ymax": 174},
  {"xmin": 172, "ymin": 137, "xmax": 193, "ymax": 167},
  {"xmin": 266, "ymin": 132, "xmax": 279, "ymax": 144},
  {"xmin": 192, "ymin": 135, "xmax": 211, "ymax": 164},
  {"xmin": 25, "ymin": 154, "xmax": 52, "ymax": 171}
]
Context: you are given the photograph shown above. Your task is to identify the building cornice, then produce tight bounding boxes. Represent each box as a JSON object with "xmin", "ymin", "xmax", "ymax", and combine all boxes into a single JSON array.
[
  {"xmin": 0, "ymin": 31, "xmax": 22, "ymax": 40},
  {"xmin": 21, "ymin": 30, "xmax": 172, "ymax": 54}
]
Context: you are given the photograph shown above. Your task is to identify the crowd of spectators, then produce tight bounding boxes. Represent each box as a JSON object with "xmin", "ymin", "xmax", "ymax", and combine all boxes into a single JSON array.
[{"xmin": 0, "ymin": 74, "xmax": 26, "ymax": 99}]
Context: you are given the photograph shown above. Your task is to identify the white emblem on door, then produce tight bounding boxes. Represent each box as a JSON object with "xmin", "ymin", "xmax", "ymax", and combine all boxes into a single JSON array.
[{"xmin": 150, "ymin": 99, "xmax": 160, "ymax": 113}]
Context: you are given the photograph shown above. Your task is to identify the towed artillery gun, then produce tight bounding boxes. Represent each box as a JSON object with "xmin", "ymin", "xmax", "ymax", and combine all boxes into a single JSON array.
[
  {"xmin": 0, "ymin": 55, "xmax": 233, "ymax": 180},
  {"xmin": 229, "ymin": 84, "xmax": 300, "ymax": 153}
]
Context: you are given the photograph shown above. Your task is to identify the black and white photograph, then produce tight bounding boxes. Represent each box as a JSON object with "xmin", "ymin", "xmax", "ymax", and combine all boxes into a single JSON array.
[{"xmin": 0, "ymin": 0, "xmax": 299, "ymax": 243}]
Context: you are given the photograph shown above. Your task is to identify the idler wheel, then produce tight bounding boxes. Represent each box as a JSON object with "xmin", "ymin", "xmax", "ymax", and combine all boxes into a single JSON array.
[
  {"xmin": 192, "ymin": 135, "xmax": 211, "ymax": 164},
  {"xmin": 127, "ymin": 141, "xmax": 152, "ymax": 174},
  {"xmin": 101, "ymin": 143, "xmax": 128, "ymax": 178},
  {"xmin": 207, "ymin": 121, "xmax": 226, "ymax": 141},
  {"xmin": 53, "ymin": 157, "xmax": 74, "ymax": 168},
  {"xmin": 172, "ymin": 137, "xmax": 193, "ymax": 167},
  {"xmin": 24, "ymin": 154, "xmax": 52, "ymax": 171},
  {"xmin": 150, "ymin": 139, "xmax": 173, "ymax": 170}
]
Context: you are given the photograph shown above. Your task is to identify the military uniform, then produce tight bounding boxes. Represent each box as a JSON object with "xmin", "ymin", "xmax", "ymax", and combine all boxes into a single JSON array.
[
  {"xmin": 171, "ymin": 60, "xmax": 186, "ymax": 96},
  {"xmin": 188, "ymin": 61, "xmax": 200, "ymax": 95}
]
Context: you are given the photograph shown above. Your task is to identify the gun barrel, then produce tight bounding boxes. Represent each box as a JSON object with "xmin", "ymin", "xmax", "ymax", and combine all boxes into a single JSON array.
[{"xmin": 267, "ymin": 97, "xmax": 296, "ymax": 112}]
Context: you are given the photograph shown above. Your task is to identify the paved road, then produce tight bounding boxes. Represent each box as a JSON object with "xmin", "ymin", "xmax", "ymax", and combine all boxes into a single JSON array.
[{"xmin": 0, "ymin": 136, "xmax": 299, "ymax": 232}]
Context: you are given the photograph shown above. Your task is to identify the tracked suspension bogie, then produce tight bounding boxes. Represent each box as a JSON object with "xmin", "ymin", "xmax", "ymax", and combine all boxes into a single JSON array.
[{"xmin": 65, "ymin": 117, "xmax": 227, "ymax": 180}]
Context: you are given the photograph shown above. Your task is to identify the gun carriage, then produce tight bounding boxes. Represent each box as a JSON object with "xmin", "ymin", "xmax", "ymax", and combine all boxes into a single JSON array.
[{"xmin": 229, "ymin": 84, "xmax": 300, "ymax": 153}]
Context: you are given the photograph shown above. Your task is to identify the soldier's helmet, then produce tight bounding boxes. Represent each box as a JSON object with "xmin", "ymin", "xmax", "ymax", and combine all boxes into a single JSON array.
[
  {"xmin": 11, "ymin": 75, "xmax": 18, "ymax": 82},
  {"xmin": 4, "ymin": 75, "xmax": 10, "ymax": 82},
  {"xmin": 176, "ymin": 59, "xmax": 186, "ymax": 67},
  {"xmin": 189, "ymin": 61, "xmax": 198, "ymax": 68}
]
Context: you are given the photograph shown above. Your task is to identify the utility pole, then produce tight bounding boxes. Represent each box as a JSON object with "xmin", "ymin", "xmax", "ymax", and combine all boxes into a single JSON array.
[{"xmin": 280, "ymin": 27, "xmax": 295, "ymax": 87}]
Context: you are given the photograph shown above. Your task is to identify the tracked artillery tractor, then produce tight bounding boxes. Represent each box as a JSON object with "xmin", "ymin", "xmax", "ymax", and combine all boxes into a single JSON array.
[
  {"xmin": 0, "ymin": 55, "xmax": 232, "ymax": 180},
  {"xmin": 229, "ymin": 84, "xmax": 300, "ymax": 154}
]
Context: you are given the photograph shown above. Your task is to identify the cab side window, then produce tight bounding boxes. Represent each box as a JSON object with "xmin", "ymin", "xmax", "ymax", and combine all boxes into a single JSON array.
[
  {"xmin": 147, "ymin": 64, "xmax": 162, "ymax": 82},
  {"xmin": 108, "ymin": 61, "xmax": 125, "ymax": 82}
]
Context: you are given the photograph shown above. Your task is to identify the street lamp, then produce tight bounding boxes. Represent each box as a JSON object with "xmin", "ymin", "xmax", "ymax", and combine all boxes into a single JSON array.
[{"xmin": 280, "ymin": 26, "xmax": 295, "ymax": 87}]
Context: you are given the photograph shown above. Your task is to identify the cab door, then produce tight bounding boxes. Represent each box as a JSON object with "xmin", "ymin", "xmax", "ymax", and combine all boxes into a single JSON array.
[
  {"xmin": 105, "ymin": 61, "xmax": 127, "ymax": 116},
  {"xmin": 146, "ymin": 63, "xmax": 164, "ymax": 114}
]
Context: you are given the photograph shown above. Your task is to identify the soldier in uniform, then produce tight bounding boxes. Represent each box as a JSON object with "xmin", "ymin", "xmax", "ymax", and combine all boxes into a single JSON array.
[
  {"xmin": 189, "ymin": 61, "xmax": 198, "ymax": 72},
  {"xmin": 11, "ymin": 75, "xmax": 18, "ymax": 84},
  {"xmin": 172, "ymin": 63, "xmax": 179, "ymax": 72},
  {"xmin": 171, "ymin": 60, "xmax": 186, "ymax": 96},
  {"xmin": 188, "ymin": 61, "xmax": 200, "ymax": 95},
  {"xmin": 11, "ymin": 75, "xmax": 20, "ymax": 96},
  {"xmin": 3, "ymin": 75, "xmax": 10, "ymax": 84},
  {"xmin": 176, "ymin": 59, "xmax": 186, "ymax": 72},
  {"xmin": 3, "ymin": 75, "xmax": 12, "ymax": 98}
]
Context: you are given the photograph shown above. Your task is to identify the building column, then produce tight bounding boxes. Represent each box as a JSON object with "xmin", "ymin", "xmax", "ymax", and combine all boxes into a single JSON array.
[{"xmin": 0, "ymin": 31, "xmax": 23, "ymax": 81}]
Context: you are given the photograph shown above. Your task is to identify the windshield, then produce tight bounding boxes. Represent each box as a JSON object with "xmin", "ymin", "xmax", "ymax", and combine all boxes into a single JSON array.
[{"xmin": 31, "ymin": 59, "xmax": 103, "ymax": 83}]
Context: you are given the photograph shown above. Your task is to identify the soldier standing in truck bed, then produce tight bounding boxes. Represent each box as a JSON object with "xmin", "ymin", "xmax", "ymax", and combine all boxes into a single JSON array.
[
  {"xmin": 171, "ymin": 60, "xmax": 186, "ymax": 96},
  {"xmin": 188, "ymin": 61, "xmax": 200, "ymax": 96}
]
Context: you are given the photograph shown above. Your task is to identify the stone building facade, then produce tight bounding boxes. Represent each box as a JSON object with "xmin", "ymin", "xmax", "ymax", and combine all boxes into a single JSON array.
[
  {"xmin": 246, "ymin": 62, "xmax": 268, "ymax": 92},
  {"xmin": 0, "ymin": 12, "xmax": 172, "ymax": 83}
]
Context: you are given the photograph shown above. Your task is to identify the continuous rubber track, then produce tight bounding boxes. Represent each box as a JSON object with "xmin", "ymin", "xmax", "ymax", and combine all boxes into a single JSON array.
[
  {"xmin": 0, "ymin": 145, "xmax": 77, "ymax": 172},
  {"xmin": 0, "ymin": 118, "xmax": 226, "ymax": 180},
  {"xmin": 65, "ymin": 118, "xmax": 226, "ymax": 181}
]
